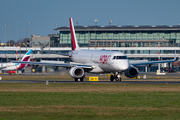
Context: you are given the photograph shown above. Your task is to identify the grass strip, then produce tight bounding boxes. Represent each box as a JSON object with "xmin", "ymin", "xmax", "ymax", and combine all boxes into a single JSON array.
[{"xmin": 0, "ymin": 83, "xmax": 180, "ymax": 119}]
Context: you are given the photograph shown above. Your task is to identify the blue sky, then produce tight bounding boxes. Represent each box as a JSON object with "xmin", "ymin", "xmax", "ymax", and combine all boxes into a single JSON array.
[{"xmin": 1, "ymin": 0, "xmax": 180, "ymax": 43}]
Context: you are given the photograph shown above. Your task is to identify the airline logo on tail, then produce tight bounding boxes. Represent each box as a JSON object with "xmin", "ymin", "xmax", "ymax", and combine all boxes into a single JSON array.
[
  {"xmin": 16, "ymin": 49, "xmax": 32, "ymax": 69},
  {"xmin": 69, "ymin": 18, "xmax": 80, "ymax": 51}
]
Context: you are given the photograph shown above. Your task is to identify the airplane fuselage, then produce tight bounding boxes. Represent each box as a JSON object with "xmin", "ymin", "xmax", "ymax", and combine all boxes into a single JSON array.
[
  {"xmin": 0, "ymin": 63, "xmax": 20, "ymax": 71},
  {"xmin": 70, "ymin": 50, "xmax": 130, "ymax": 73}
]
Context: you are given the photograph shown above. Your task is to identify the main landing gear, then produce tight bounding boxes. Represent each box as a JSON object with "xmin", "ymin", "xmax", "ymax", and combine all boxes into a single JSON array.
[{"xmin": 110, "ymin": 72, "xmax": 121, "ymax": 82}]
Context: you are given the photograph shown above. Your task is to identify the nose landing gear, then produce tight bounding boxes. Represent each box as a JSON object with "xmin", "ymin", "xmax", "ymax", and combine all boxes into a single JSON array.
[{"xmin": 110, "ymin": 72, "xmax": 121, "ymax": 82}]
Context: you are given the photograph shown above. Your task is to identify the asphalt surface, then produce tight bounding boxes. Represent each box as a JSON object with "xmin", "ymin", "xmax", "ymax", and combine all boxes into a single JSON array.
[{"xmin": 0, "ymin": 80, "xmax": 180, "ymax": 84}]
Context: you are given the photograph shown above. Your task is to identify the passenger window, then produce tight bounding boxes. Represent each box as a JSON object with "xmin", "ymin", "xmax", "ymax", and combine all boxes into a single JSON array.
[{"xmin": 113, "ymin": 56, "xmax": 116, "ymax": 59}]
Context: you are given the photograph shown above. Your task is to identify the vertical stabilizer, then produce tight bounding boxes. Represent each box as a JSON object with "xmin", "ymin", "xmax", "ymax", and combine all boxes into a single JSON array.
[
  {"xmin": 69, "ymin": 18, "xmax": 80, "ymax": 51},
  {"xmin": 17, "ymin": 49, "xmax": 32, "ymax": 69},
  {"xmin": 21, "ymin": 49, "xmax": 32, "ymax": 62}
]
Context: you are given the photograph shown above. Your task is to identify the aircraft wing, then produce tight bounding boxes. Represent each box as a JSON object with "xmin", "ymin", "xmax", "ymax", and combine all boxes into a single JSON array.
[
  {"xmin": 131, "ymin": 59, "xmax": 176, "ymax": 66},
  {"xmin": 129, "ymin": 60, "xmax": 148, "ymax": 65},
  {"xmin": 131, "ymin": 52, "xmax": 177, "ymax": 66},
  {"xmin": 12, "ymin": 61, "xmax": 93, "ymax": 69}
]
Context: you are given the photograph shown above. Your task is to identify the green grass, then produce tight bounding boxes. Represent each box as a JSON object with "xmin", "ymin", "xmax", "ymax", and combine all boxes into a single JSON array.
[{"xmin": 0, "ymin": 83, "xmax": 180, "ymax": 119}]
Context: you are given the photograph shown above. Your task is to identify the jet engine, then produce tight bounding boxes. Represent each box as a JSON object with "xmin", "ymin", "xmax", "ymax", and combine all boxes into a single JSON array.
[
  {"xmin": 124, "ymin": 66, "xmax": 139, "ymax": 78},
  {"xmin": 69, "ymin": 67, "xmax": 84, "ymax": 78}
]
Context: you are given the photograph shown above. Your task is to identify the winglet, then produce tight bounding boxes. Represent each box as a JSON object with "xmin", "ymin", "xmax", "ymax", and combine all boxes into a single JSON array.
[{"xmin": 69, "ymin": 18, "xmax": 80, "ymax": 51}]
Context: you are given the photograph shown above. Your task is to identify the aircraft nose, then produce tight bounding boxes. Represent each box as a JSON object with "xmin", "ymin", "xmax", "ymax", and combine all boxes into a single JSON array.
[{"xmin": 119, "ymin": 61, "xmax": 129, "ymax": 71}]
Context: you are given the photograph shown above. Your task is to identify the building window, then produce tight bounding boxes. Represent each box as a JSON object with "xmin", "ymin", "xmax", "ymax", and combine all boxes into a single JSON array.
[
  {"xmin": 90, "ymin": 33, "xmax": 96, "ymax": 40},
  {"xmin": 114, "ymin": 33, "xmax": 119, "ymax": 40},
  {"xmin": 171, "ymin": 33, "xmax": 176, "ymax": 39},
  {"xmin": 97, "ymin": 33, "xmax": 101, "ymax": 40},
  {"xmin": 125, "ymin": 33, "xmax": 130, "ymax": 40},
  {"xmin": 79, "ymin": 33, "xmax": 84, "ymax": 43},
  {"xmin": 142, "ymin": 33, "xmax": 147, "ymax": 40},
  {"xmin": 119, "ymin": 33, "xmax": 124, "ymax": 40},
  {"xmin": 148, "ymin": 33, "xmax": 153, "ymax": 40},
  {"xmin": 153, "ymin": 33, "xmax": 159, "ymax": 40},
  {"xmin": 102, "ymin": 33, "xmax": 107, "ymax": 40},
  {"xmin": 108, "ymin": 33, "xmax": 113, "ymax": 40},
  {"xmin": 159, "ymin": 33, "xmax": 165, "ymax": 40},
  {"xmin": 131, "ymin": 33, "xmax": 136, "ymax": 40},
  {"xmin": 165, "ymin": 33, "xmax": 171, "ymax": 39},
  {"xmin": 136, "ymin": 33, "xmax": 141, "ymax": 40}
]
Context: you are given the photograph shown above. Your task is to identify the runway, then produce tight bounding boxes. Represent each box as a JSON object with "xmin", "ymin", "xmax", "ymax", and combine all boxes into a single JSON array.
[{"xmin": 0, "ymin": 80, "xmax": 180, "ymax": 84}]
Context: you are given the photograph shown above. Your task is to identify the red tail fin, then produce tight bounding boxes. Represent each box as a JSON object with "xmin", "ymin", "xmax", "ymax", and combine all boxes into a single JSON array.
[{"xmin": 69, "ymin": 18, "xmax": 80, "ymax": 51}]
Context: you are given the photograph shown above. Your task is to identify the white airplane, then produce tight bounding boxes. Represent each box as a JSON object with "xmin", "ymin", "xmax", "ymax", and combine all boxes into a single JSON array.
[
  {"xmin": 13, "ymin": 18, "xmax": 176, "ymax": 81},
  {"xmin": 1, "ymin": 49, "xmax": 32, "ymax": 73}
]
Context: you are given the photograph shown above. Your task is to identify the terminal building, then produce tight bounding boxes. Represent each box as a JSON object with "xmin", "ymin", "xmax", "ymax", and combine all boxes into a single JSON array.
[
  {"xmin": 54, "ymin": 25, "xmax": 180, "ymax": 48},
  {"xmin": 1, "ymin": 23, "xmax": 180, "ymax": 73}
]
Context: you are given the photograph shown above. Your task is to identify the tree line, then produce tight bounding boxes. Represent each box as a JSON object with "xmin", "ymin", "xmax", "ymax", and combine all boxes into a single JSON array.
[{"xmin": 1, "ymin": 38, "xmax": 30, "ymax": 47}]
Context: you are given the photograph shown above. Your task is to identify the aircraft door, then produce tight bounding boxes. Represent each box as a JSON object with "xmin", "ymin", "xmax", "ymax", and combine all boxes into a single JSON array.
[{"xmin": 108, "ymin": 56, "xmax": 111, "ymax": 66}]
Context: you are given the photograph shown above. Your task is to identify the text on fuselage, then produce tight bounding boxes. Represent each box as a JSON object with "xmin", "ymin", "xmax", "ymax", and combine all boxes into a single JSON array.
[{"xmin": 99, "ymin": 55, "xmax": 110, "ymax": 64}]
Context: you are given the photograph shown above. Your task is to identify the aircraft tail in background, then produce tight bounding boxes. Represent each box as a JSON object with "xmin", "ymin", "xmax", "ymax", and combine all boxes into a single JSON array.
[{"xmin": 17, "ymin": 49, "xmax": 32, "ymax": 69}]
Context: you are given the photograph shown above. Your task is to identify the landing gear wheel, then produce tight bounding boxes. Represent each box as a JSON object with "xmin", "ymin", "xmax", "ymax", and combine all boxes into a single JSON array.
[
  {"xmin": 110, "ymin": 75, "xmax": 114, "ymax": 81},
  {"xmin": 116, "ymin": 78, "xmax": 119, "ymax": 82},
  {"xmin": 114, "ymin": 72, "xmax": 122, "ymax": 82},
  {"xmin": 80, "ymin": 77, "xmax": 83, "ymax": 82},
  {"xmin": 115, "ymin": 77, "xmax": 121, "ymax": 82},
  {"xmin": 75, "ymin": 78, "xmax": 78, "ymax": 82}
]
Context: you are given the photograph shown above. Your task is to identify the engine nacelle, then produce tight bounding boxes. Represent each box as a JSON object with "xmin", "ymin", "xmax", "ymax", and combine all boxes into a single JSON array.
[
  {"xmin": 124, "ymin": 66, "xmax": 139, "ymax": 78},
  {"xmin": 69, "ymin": 67, "xmax": 84, "ymax": 78}
]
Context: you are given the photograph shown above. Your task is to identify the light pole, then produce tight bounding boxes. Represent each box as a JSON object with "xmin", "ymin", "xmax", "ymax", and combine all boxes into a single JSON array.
[
  {"xmin": 25, "ymin": 25, "xmax": 28, "ymax": 39},
  {"xmin": 95, "ymin": 19, "xmax": 98, "ymax": 26},
  {"xmin": 19, "ymin": 25, "xmax": 22, "ymax": 59},
  {"xmin": 25, "ymin": 25, "xmax": 28, "ymax": 52},
  {"xmin": 29, "ymin": 23, "xmax": 31, "ymax": 38},
  {"xmin": 19, "ymin": 25, "xmax": 22, "ymax": 44},
  {"xmin": 29, "ymin": 23, "xmax": 31, "ymax": 47},
  {"xmin": 109, "ymin": 19, "xmax": 112, "ymax": 26},
  {"xmin": 5, "ymin": 24, "xmax": 6, "ymax": 47},
  {"xmin": 75, "ymin": 19, "xmax": 78, "ymax": 26},
  {"xmin": 9, "ymin": 26, "xmax": 10, "ymax": 47}
]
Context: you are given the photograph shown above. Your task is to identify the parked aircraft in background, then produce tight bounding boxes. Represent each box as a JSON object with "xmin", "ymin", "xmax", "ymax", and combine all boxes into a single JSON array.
[
  {"xmin": 1, "ymin": 49, "xmax": 32, "ymax": 74},
  {"xmin": 13, "ymin": 18, "xmax": 176, "ymax": 81}
]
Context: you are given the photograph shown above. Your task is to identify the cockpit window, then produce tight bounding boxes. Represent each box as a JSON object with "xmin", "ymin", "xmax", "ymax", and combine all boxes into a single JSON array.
[{"xmin": 113, "ymin": 56, "xmax": 127, "ymax": 60}]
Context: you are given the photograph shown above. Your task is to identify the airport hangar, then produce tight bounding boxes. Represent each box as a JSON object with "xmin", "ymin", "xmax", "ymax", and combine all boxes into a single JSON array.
[{"xmin": 1, "ymin": 24, "xmax": 180, "ymax": 73}]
